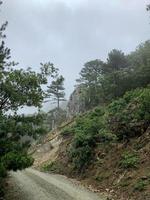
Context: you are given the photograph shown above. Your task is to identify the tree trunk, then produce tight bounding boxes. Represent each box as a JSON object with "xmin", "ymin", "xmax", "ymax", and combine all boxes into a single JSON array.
[{"xmin": 57, "ymin": 98, "xmax": 60, "ymax": 110}]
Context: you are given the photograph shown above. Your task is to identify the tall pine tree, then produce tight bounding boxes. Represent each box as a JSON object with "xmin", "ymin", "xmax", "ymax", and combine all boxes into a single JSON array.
[{"xmin": 46, "ymin": 75, "xmax": 66, "ymax": 109}]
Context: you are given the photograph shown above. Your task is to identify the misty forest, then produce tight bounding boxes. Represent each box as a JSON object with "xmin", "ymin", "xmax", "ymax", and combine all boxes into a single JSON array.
[{"xmin": 0, "ymin": 1, "xmax": 150, "ymax": 200}]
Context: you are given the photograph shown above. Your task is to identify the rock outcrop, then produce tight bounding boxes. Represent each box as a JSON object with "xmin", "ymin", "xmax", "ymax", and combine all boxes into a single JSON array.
[{"xmin": 67, "ymin": 86, "xmax": 85, "ymax": 118}]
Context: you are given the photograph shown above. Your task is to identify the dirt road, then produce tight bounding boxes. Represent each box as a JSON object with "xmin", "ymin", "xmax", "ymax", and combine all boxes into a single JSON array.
[{"xmin": 5, "ymin": 168, "xmax": 106, "ymax": 200}]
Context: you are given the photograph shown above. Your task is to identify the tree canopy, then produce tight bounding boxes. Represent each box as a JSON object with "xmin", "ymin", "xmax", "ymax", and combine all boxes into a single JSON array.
[
  {"xmin": 75, "ymin": 41, "xmax": 150, "ymax": 111},
  {"xmin": 0, "ymin": 1, "xmax": 58, "ymax": 189},
  {"xmin": 46, "ymin": 75, "xmax": 66, "ymax": 109}
]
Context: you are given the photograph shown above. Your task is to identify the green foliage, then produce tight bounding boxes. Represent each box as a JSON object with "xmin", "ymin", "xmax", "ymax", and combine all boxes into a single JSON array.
[
  {"xmin": 120, "ymin": 152, "xmax": 139, "ymax": 169},
  {"xmin": 61, "ymin": 126, "xmax": 75, "ymax": 137},
  {"xmin": 64, "ymin": 86, "xmax": 149, "ymax": 172},
  {"xmin": 46, "ymin": 75, "xmax": 66, "ymax": 109},
  {"xmin": 76, "ymin": 41, "xmax": 150, "ymax": 110},
  {"xmin": 119, "ymin": 180, "xmax": 130, "ymax": 187},
  {"xmin": 69, "ymin": 140, "xmax": 93, "ymax": 170},
  {"xmin": 105, "ymin": 49, "xmax": 128, "ymax": 71},
  {"xmin": 1, "ymin": 152, "xmax": 34, "ymax": 171},
  {"xmin": 95, "ymin": 175, "xmax": 104, "ymax": 182},
  {"xmin": 67, "ymin": 41, "xmax": 150, "ymax": 173},
  {"xmin": 0, "ymin": 1, "xmax": 59, "ymax": 191},
  {"xmin": 95, "ymin": 172, "xmax": 111, "ymax": 182},
  {"xmin": 76, "ymin": 59, "xmax": 104, "ymax": 109},
  {"xmin": 107, "ymin": 88, "xmax": 150, "ymax": 140},
  {"xmin": 41, "ymin": 161, "xmax": 62, "ymax": 173},
  {"xmin": 134, "ymin": 180, "xmax": 147, "ymax": 191},
  {"xmin": 98, "ymin": 129, "xmax": 117, "ymax": 143},
  {"xmin": 67, "ymin": 107, "xmax": 116, "ymax": 170},
  {"xmin": 0, "ymin": 163, "xmax": 6, "ymax": 178},
  {"xmin": 101, "ymin": 49, "xmax": 129, "ymax": 100}
]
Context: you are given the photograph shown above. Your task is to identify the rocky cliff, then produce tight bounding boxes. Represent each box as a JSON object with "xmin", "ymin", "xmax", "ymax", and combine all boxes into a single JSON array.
[{"xmin": 67, "ymin": 86, "xmax": 85, "ymax": 118}]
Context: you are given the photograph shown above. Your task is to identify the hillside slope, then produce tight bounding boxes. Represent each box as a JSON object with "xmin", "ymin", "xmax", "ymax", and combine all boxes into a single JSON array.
[{"xmin": 33, "ymin": 87, "xmax": 150, "ymax": 200}]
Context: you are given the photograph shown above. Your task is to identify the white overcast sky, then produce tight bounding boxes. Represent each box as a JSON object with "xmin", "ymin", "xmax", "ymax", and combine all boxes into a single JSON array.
[{"xmin": 0, "ymin": 0, "xmax": 150, "ymax": 111}]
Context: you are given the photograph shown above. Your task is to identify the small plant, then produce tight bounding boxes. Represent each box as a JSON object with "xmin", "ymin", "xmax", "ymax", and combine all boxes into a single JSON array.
[
  {"xmin": 95, "ymin": 175, "xmax": 104, "ymax": 182},
  {"xmin": 119, "ymin": 180, "xmax": 130, "ymax": 187},
  {"xmin": 120, "ymin": 152, "xmax": 139, "ymax": 169},
  {"xmin": 42, "ymin": 161, "xmax": 62, "ymax": 173},
  {"xmin": 98, "ymin": 129, "xmax": 117, "ymax": 143},
  {"xmin": 42, "ymin": 162, "xmax": 56, "ymax": 171},
  {"xmin": 95, "ymin": 172, "xmax": 111, "ymax": 182},
  {"xmin": 134, "ymin": 180, "xmax": 147, "ymax": 191},
  {"xmin": 60, "ymin": 126, "xmax": 75, "ymax": 137}
]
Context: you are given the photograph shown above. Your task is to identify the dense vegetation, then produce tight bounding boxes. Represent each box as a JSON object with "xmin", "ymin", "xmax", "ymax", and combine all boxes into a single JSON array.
[
  {"xmin": 76, "ymin": 41, "xmax": 150, "ymax": 111},
  {"xmin": 65, "ymin": 22, "xmax": 150, "ymax": 170},
  {"xmin": 61, "ymin": 87, "xmax": 150, "ymax": 170},
  {"xmin": 0, "ymin": 1, "xmax": 63, "ymax": 196},
  {"xmin": 0, "ymin": 1, "xmax": 150, "ymax": 199}
]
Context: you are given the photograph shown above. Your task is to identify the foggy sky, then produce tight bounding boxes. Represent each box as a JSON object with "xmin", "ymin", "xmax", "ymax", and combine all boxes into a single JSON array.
[{"xmin": 0, "ymin": 0, "xmax": 150, "ymax": 112}]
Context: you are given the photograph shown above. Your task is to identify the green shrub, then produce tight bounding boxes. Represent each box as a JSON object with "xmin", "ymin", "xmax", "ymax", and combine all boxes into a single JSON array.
[
  {"xmin": 95, "ymin": 172, "xmax": 111, "ymax": 182},
  {"xmin": 95, "ymin": 175, "xmax": 105, "ymax": 182},
  {"xmin": 60, "ymin": 126, "xmax": 75, "ymax": 137},
  {"xmin": 42, "ymin": 161, "xmax": 62, "ymax": 173},
  {"xmin": 69, "ymin": 143, "xmax": 92, "ymax": 170},
  {"xmin": 107, "ymin": 88, "xmax": 150, "ymax": 140},
  {"xmin": 119, "ymin": 180, "xmax": 130, "ymax": 187},
  {"xmin": 120, "ymin": 152, "xmax": 139, "ymax": 169},
  {"xmin": 0, "ymin": 163, "xmax": 7, "ymax": 178},
  {"xmin": 2, "ymin": 152, "xmax": 34, "ymax": 171},
  {"xmin": 98, "ymin": 129, "xmax": 117, "ymax": 143},
  {"xmin": 134, "ymin": 180, "xmax": 147, "ymax": 191},
  {"xmin": 68, "ymin": 108, "xmax": 105, "ymax": 170},
  {"xmin": 0, "ymin": 163, "xmax": 7, "ymax": 198},
  {"xmin": 42, "ymin": 162, "xmax": 55, "ymax": 171},
  {"xmin": 66, "ymin": 88, "xmax": 149, "ymax": 171}
]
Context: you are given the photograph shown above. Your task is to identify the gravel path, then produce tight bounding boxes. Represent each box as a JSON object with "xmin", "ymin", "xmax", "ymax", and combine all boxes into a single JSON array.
[{"xmin": 5, "ymin": 168, "xmax": 106, "ymax": 200}]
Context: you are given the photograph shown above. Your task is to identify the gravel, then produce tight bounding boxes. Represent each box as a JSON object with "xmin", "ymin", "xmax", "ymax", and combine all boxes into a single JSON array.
[{"xmin": 5, "ymin": 168, "xmax": 106, "ymax": 200}]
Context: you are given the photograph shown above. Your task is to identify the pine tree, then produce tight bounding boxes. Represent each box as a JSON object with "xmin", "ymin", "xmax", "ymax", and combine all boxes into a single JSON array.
[{"xmin": 46, "ymin": 75, "xmax": 66, "ymax": 109}]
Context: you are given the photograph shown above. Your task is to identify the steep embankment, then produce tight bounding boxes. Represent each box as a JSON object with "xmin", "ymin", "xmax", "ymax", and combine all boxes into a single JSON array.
[
  {"xmin": 32, "ymin": 120, "xmax": 74, "ymax": 168},
  {"xmin": 33, "ymin": 87, "xmax": 150, "ymax": 200}
]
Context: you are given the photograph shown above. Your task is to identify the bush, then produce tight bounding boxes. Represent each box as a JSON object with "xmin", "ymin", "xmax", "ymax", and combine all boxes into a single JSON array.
[
  {"xmin": 66, "ymin": 88, "xmax": 149, "ymax": 171},
  {"xmin": 60, "ymin": 126, "xmax": 75, "ymax": 137},
  {"xmin": 42, "ymin": 162, "xmax": 56, "ymax": 172},
  {"xmin": 0, "ymin": 163, "xmax": 7, "ymax": 199},
  {"xmin": 69, "ymin": 142, "xmax": 92, "ymax": 170},
  {"xmin": 119, "ymin": 180, "xmax": 130, "ymax": 187},
  {"xmin": 107, "ymin": 88, "xmax": 150, "ymax": 140},
  {"xmin": 2, "ymin": 152, "xmax": 34, "ymax": 171},
  {"xmin": 120, "ymin": 152, "xmax": 139, "ymax": 169},
  {"xmin": 134, "ymin": 180, "xmax": 147, "ymax": 191},
  {"xmin": 68, "ymin": 107, "xmax": 108, "ymax": 170},
  {"xmin": 0, "ymin": 163, "xmax": 7, "ymax": 178},
  {"xmin": 41, "ymin": 161, "xmax": 62, "ymax": 173},
  {"xmin": 98, "ymin": 129, "xmax": 117, "ymax": 143}
]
